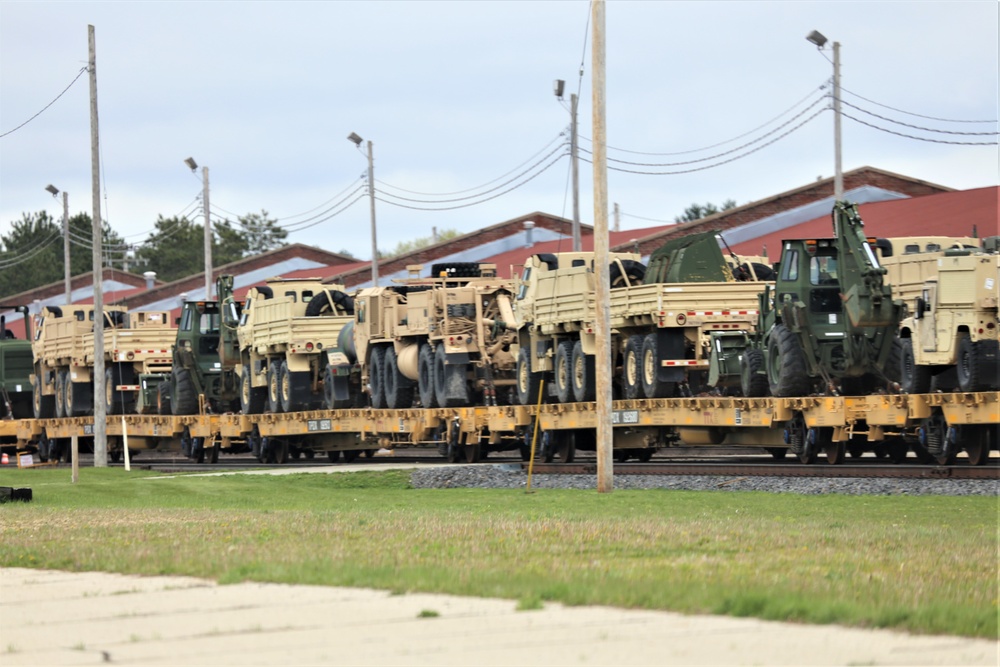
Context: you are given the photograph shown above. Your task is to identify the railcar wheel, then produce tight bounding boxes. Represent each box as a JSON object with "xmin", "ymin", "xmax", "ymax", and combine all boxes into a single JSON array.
[
  {"xmin": 556, "ymin": 431, "xmax": 576, "ymax": 463},
  {"xmin": 963, "ymin": 425, "xmax": 994, "ymax": 466},
  {"xmin": 885, "ymin": 438, "xmax": 909, "ymax": 464},
  {"xmin": 417, "ymin": 343, "xmax": 438, "ymax": 408},
  {"xmin": 824, "ymin": 440, "xmax": 847, "ymax": 465},
  {"xmin": 766, "ymin": 448, "xmax": 787, "ymax": 461},
  {"xmin": 463, "ymin": 443, "xmax": 482, "ymax": 463},
  {"xmin": 516, "ymin": 346, "xmax": 542, "ymax": 406},
  {"xmin": 553, "ymin": 340, "xmax": 574, "ymax": 403},
  {"xmin": 342, "ymin": 449, "xmax": 359, "ymax": 463},
  {"xmin": 327, "ymin": 450, "xmax": 341, "ymax": 463}
]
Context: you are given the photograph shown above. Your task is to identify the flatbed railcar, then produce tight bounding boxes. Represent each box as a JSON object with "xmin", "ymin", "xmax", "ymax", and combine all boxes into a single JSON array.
[{"xmin": 3, "ymin": 391, "xmax": 996, "ymax": 467}]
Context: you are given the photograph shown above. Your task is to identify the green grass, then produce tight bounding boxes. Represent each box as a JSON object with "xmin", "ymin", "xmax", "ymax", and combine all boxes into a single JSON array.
[{"xmin": 0, "ymin": 467, "xmax": 996, "ymax": 638}]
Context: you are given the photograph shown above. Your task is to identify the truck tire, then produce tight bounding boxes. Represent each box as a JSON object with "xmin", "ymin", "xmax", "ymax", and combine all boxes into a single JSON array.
[
  {"xmin": 554, "ymin": 340, "xmax": 574, "ymax": 403},
  {"xmin": 267, "ymin": 364, "xmax": 282, "ymax": 413},
  {"xmin": 368, "ymin": 346, "xmax": 387, "ymax": 409},
  {"xmin": 305, "ymin": 290, "xmax": 354, "ymax": 316},
  {"xmin": 430, "ymin": 262, "xmax": 481, "ymax": 279},
  {"xmin": 740, "ymin": 348, "xmax": 769, "ymax": 397},
  {"xmin": 516, "ymin": 346, "xmax": 541, "ymax": 406},
  {"xmin": 54, "ymin": 369, "xmax": 67, "ymax": 418},
  {"xmin": 766, "ymin": 325, "xmax": 812, "ymax": 397},
  {"xmin": 957, "ymin": 337, "xmax": 998, "ymax": 392},
  {"xmin": 33, "ymin": 371, "xmax": 55, "ymax": 419},
  {"xmin": 433, "ymin": 344, "xmax": 469, "ymax": 407},
  {"xmin": 279, "ymin": 360, "xmax": 309, "ymax": 413},
  {"xmin": 640, "ymin": 334, "xmax": 672, "ymax": 399},
  {"xmin": 609, "ymin": 260, "xmax": 646, "ymax": 288},
  {"xmin": 157, "ymin": 381, "xmax": 172, "ymax": 415},
  {"xmin": 241, "ymin": 366, "xmax": 266, "ymax": 414},
  {"xmin": 105, "ymin": 365, "xmax": 136, "ymax": 415},
  {"xmin": 571, "ymin": 340, "xmax": 596, "ymax": 402},
  {"xmin": 897, "ymin": 338, "xmax": 931, "ymax": 394},
  {"xmin": 383, "ymin": 347, "xmax": 415, "ymax": 409},
  {"xmin": 64, "ymin": 377, "xmax": 92, "ymax": 417},
  {"xmin": 417, "ymin": 343, "xmax": 438, "ymax": 408},
  {"xmin": 171, "ymin": 367, "xmax": 198, "ymax": 415},
  {"xmin": 623, "ymin": 335, "xmax": 644, "ymax": 400}
]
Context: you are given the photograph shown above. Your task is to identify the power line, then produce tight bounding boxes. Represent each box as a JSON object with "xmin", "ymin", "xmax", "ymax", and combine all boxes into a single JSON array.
[
  {"xmin": 839, "ymin": 98, "xmax": 999, "ymax": 136},
  {"xmin": 841, "ymin": 86, "xmax": 997, "ymax": 124},
  {"xmin": 619, "ymin": 211, "xmax": 678, "ymax": 225},
  {"xmin": 0, "ymin": 66, "xmax": 88, "ymax": 139},
  {"xmin": 839, "ymin": 110, "xmax": 999, "ymax": 146},
  {"xmin": 271, "ymin": 176, "xmax": 366, "ymax": 222}
]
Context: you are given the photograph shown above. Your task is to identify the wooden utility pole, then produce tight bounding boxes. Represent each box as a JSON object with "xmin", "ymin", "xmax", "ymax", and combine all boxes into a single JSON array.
[
  {"xmin": 571, "ymin": 93, "xmax": 581, "ymax": 251},
  {"xmin": 89, "ymin": 24, "xmax": 107, "ymax": 467},
  {"xmin": 202, "ymin": 166, "xmax": 212, "ymax": 298},
  {"xmin": 591, "ymin": 0, "xmax": 612, "ymax": 492},
  {"xmin": 62, "ymin": 192, "xmax": 71, "ymax": 304}
]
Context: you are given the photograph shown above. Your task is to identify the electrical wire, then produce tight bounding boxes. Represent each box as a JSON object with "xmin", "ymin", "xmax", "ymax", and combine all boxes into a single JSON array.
[
  {"xmin": 619, "ymin": 211, "xmax": 677, "ymax": 225},
  {"xmin": 839, "ymin": 110, "xmax": 999, "ymax": 146},
  {"xmin": 837, "ymin": 97, "xmax": 999, "ymax": 136},
  {"xmin": 582, "ymin": 95, "xmax": 828, "ymax": 168},
  {"xmin": 280, "ymin": 191, "xmax": 367, "ymax": 233},
  {"xmin": 375, "ymin": 149, "xmax": 567, "ymax": 211},
  {"xmin": 841, "ymin": 86, "xmax": 997, "ymax": 124},
  {"xmin": 375, "ymin": 140, "xmax": 569, "ymax": 204},
  {"xmin": 270, "ymin": 176, "xmax": 366, "ymax": 222},
  {"xmin": 375, "ymin": 131, "xmax": 568, "ymax": 197},
  {"xmin": 581, "ymin": 106, "xmax": 826, "ymax": 175},
  {"xmin": 0, "ymin": 229, "xmax": 63, "ymax": 269},
  {"xmin": 0, "ymin": 67, "xmax": 88, "ymax": 139}
]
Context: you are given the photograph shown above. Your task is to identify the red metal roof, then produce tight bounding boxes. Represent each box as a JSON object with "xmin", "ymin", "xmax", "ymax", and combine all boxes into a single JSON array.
[{"xmin": 731, "ymin": 186, "xmax": 998, "ymax": 258}]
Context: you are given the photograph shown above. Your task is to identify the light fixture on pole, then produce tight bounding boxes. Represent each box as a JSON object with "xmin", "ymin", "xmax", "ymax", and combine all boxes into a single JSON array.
[
  {"xmin": 184, "ymin": 157, "xmax": 213, "ymax": 298},
  {"xmin": 348, "ymin": 132, "xmax": 379, "ymax": 286},
  {"xmin": 554, "ymin": 79, "xmax": 581, "ymax": 251},
  {"xmin": 806, "ymin": 29, "xmax": 843, "ymax": 200},
  {"xmin": 46, "ymin": 184, "xmax": 72, "ymax": 305}
]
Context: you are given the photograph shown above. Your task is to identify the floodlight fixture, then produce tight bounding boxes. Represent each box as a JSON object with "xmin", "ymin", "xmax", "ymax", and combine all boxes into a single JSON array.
[
  {"xmin": 553, "ymin": 79, "xmax": 565, "ymax": 99},
  {"xmin": 184, "ymin": 157, "xmax": 198, "ymax": 171},
  {"xmin": 347, "ymin": 132, "xmax": 363, "ymax": 146},
  {"xmin": 45, "ymin": 184, "xmax": 59, "ymax": 197},
  {"xmin": 806, "ymin": 30, "xmax": 828, "ymax": 48}
]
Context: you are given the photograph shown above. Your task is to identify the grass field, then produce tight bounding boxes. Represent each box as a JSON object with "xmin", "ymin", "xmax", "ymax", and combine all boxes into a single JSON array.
[{"xmin": 0, "ymin": 467, "xmax": 996, "ymax": 639}]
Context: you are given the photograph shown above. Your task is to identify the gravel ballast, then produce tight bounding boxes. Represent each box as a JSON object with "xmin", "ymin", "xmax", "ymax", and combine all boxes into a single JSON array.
[{"xmin": 410, "ymin": 464, "xmax": 999, "ymax": 496}]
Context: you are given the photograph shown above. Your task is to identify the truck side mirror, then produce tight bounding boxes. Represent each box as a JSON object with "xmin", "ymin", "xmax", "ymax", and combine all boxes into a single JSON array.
[{"xmin": 914, "ymin": 297, "xmax": 925, "ymax": 320}]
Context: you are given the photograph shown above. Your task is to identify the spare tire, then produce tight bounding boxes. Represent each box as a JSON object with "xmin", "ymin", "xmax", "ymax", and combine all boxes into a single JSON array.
[
  {"xmin": 254, "ymin": 285, "xmax": 273, "ymax": 299},
  {"xmin": 609, "ymin": 260, "xmax": 646, "ymax": 288},
  {"xmin": 305, "ymin": 290, "xmax": 354, "ymax": 316},
  {"xmin": 430, "ymin": 262, "xmax": 481, "ymax": 279}
]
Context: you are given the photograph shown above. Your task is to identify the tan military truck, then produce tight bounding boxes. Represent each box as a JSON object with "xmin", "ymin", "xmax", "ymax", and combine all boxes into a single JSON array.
[
  {"xmin": 31, "ymin": 305, "xmax": 174, "ymax": 417},
  {"xmin": 881, "ymin": 236, "xmax": 998, "ymax": 393},
  {"xmin": 350, "ymin": 263, "xmax": 519, "ymax": 409},
  {"xmin": 511, "ymin": 249, "xmax": 769, "ymax": 404},
  {"xmin": 235, "ymin": 278, "xmax": 355, "ymax": 414}
]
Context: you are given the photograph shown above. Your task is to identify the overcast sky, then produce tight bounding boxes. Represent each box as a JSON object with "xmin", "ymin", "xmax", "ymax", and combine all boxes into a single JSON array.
[{"xmin": 1, "ymin": 1, "xmax": 997, "ymax": 263}]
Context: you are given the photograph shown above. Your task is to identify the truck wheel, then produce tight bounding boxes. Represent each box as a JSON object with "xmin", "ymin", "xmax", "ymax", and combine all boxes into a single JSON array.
[
  {"xmin": 157, "ymin": 381, "xmax": 172, "ymax": 415},
  {"xmin": 368, "ymin": 346, "xmax": 387, "ymax": 409},
  {"xmin": 766, "ymin": 325, "xmax": 812, "ymax": 397},
  {"xmin": 554, "ymin": 340, "xmax": 574, "ymax": 403},
  {"xmin": 571, "ymin": 340, "xmax": 595, "ymax": 402},
  {"xmin": 267, "ymin": 364, "xmax": 281, "ymax": 413},
  {"xmin": 305, "ymin": 290, "xmax": 354, "ymax": 316},
  {"xmin": 171, "ymin": 367, "xmax": 198, "ymax": 415},
  {"xmin": 279, "ymin": 360, "xmax": 307, "ymax": 413},
  {"xmin": 241, "ymin": 366, "xmax": 266, "ymax": 414},
  {"xmin": 64, "ymin": 378, "xmax": 92, "ymax": 417},
  {"xmin": 623, "ymin": 335, "xmax": 644, "ymax": 400},
  {"xmin": 417, "ymin": 343, "xmax": 438, "ymax": 408},
  {"xmin": 516, "ymin": 346, "xmax": 541, "ymax": 406},
  {"xmin": 640, "ymin": 334, "xmax": 672, "ymax": 399},
  {"xmin": 33, "ymin": 373, "xmax": 55, "ymax": 419},
  {"xmin": 383, "ymin": 346, "xmax": 415, "ymax": 409},
  {"xmin": 54, "ymin": 369, "xmax": 67, "ymax": 418},
  {"xmin": 898, "ymin": 338, "xmax": 931, "ymax": 394},
  {"xmin": 434, "ymin": 344, "xmax": 469, "ymax": 408},
  {"xmin": 105, "ymin": 365, "xmax": 135, "ymax": 415},
  {"xmin": 740, "ymin": 349, "xmax": 769, "ymax": 397},
  {"xmin": 609, "ymin": 260, "xmax": 646, "ymax": 288},
  {"xmin": 957, "ymin": 337, "xmax": 997, "ymax": 392}
]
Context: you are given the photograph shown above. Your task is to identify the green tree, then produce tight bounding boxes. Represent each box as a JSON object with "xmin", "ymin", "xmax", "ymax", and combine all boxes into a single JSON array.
[
  {"xmin": 388, "ymin": 228, "xmax": 460, "ymax": 257},
  {"xmin": 134, "ymin": 215, "xmax": 205, "ymax": 283},
  {"xmin": 237, "ymin": 210, "xmax": 287, "ymax": 255},
  {"xmin": 0, "ymin": 210, "xmax": 127, "ymax": 298},
  {"xmin": 674, "ymin": 199, "xmax": 738, "ymax": 223}
]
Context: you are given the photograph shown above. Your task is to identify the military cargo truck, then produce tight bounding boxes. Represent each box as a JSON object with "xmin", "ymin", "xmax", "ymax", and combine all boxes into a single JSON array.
[
  {"xmin": 235, "ymin": 278, "xmax": 355, "ymax": 414},
  {"xmin": 511, "ymin": 248, "xmax": 768, "ymax": 405},
  {"xmin": 350, "ymin": 263, "xmax": 519, "ymax": 408},
  {"xmin": 0, "ymin": 305, "xmax": 33, "ymax": 419},
  {"xmin": 881, "ymin": 236, "xmax": 998, "ymax": 393},
  {"xmin": 31, "ymin": 305, "xmax": 174, "ymax": 417}
]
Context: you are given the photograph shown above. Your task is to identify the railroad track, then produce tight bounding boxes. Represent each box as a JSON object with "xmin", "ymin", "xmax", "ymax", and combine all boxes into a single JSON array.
[{"xmin": 522, "ymin": 461, "xmax": 1000, "ymax": 480}]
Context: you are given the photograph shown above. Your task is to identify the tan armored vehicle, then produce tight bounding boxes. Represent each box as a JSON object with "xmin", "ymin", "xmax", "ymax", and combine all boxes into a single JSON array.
[
  {"xmin": 350, "ymin": 263, "xmax": 518, "ymax": 408},
  {"xmin": 31, "ymin": 305, "xmax": 174, "ymax": 417},
  {"xmin": 236, "ymin": 279, "xmax": 355, "ymax": 414},
  {"xmin": 881, "ymin": 236, "xmax": 998, "ymax": 392},
  {"xmin": 512, "ymin": 247, "xmax": 769, "ymax": 404}
]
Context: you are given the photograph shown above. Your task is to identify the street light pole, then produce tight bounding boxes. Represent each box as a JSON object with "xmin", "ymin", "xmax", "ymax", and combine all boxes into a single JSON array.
[
  {"xmin": 348, "ymin": 132, "xmax": 379, "ymax": 286},
  {"xmin": 807, "ymin": 30, "xmax": 843, "ymax": 200},
  {"xmin": 554, "ymin": 80, "xmax": 582, "ymax": 251},
  {"xmin": 184, "ymin": 158, "xmax": 212, "ymax": 299},
  {"xmin": 46, "ymin": 185, "xmax": 71, "ymax": 304}
]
